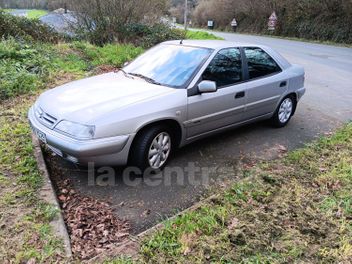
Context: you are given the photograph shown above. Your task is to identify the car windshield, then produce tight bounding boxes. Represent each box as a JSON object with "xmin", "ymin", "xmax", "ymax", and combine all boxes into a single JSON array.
[{"xmin": 123, "ymin": 44, "xmax": 213, "ymax": 88}]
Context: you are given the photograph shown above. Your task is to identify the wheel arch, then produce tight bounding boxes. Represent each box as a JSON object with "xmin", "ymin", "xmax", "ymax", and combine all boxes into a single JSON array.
[
  {"xmin": 286, "ymin": 92, "xmax": 298, "ymax": 115},
  {"xmin": 128, "ymin": 118, "xmax": 183, "ymax": 162}
]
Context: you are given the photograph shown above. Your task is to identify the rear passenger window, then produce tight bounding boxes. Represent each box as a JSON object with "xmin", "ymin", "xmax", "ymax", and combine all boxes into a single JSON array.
[
  {"xmin": 202, "ymin": 48, "xmax": 242, "ymax": 87},
  {"xmin": 244, "ymin": 47, "xmax": 281, "ymax": 79}
]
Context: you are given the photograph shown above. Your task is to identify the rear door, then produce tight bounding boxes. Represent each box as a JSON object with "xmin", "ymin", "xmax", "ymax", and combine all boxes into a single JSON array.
[
  {"xmin": 242, "ymin": 47, "xmax": 287, "ymax": 120},
  {"xmin": 185, "ymin": 48, "xmax": 247, "ymax": 139}
]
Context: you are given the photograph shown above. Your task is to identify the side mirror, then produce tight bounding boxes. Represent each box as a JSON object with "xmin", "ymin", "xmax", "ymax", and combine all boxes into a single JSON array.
[{"xmin": 198, "ymin": 80, "xmax": 217, "ymax": 93}]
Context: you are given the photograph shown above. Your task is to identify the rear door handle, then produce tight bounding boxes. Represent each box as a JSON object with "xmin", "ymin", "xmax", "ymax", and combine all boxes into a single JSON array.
[
  {"xmin": 280, "ymin": 81, "xmax": 287, "ymax": 87},
  {"xmin": 235, "ymin": 91, "xmax": 245, "ymax": 99}
]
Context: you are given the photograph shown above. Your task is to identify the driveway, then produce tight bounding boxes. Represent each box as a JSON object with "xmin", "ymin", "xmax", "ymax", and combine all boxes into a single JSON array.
[{"xmin": 47, "ymin": 33, "xmax": 352, "ymax": 234}]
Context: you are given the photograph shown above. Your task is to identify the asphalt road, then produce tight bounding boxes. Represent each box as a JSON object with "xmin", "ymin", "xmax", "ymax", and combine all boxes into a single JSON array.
[{"xmin": 48, "ymin": 33, "xmax": 352, "ymax": 234}]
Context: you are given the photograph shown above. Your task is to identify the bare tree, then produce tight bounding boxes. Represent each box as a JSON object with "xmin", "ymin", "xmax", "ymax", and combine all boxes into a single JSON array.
[
  {"xmin": 68, "ymin": 0, "xmax": 169, "ymax": 45},
  {"xmin": 191, "ymin": 0, "xmax": 352, "ymax": 43},
  {"xmin": 0, "ymin": 0, "xmax": 48, "ymax": 9}
]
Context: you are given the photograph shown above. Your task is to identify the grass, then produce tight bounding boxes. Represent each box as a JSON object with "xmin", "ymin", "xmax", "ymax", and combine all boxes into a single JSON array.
[
  {"xmin": 186, "ymin": 30, "xmax": 224, "ymax": 40},
  {"xmin": 0, "ymin": 38, "xmax": 142, "ymax": 262},
  {"xmin": 68, "ymin": 41, "xmax": 144, "ymax": 67},
  {"xmin": 27, "ymin": 9, "xmax": 48, "ymax": 19},
  {"xmin": 0, "ymin": 94, "xmax": 65, "ymax": 262},
  {"xmin": 2, "ymin": 9, "xmax": 48, "ymax": 19},
  {"xmin": 138, "ymin": 123, "xmax": 352, "ymax": 263},
  {"xmin": 0, "ymin": 38, "xmax": 144, "ymax": 101}
]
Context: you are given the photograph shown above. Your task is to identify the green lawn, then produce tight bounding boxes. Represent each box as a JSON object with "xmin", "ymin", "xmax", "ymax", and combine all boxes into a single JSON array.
[
  {"xmin": 186, "ymin": 30, "xmax": 224, "ymax": 40},
  {"xmin": 27, "ymin": 9, "xmax": 48, "ymax": 19},
  {"xmin": 2, "ymin": 9, "xmax": 48, "ymax": 19}
]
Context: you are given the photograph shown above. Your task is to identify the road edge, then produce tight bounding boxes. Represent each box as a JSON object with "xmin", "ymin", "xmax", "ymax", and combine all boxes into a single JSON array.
[{"xmin": 31, "ymin": 134, "xmax": 72, "ymax": 258}]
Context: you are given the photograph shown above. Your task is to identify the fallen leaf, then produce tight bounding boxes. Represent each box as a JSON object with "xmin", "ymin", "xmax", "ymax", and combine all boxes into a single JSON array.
[{"xmin": 228, "ymin": 217, "xmax": 239, "ymax": 230}]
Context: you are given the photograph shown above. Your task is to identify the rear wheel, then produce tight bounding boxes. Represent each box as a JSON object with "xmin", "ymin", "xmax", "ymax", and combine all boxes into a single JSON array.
[
  {"xmin": 271, "ymin": 96, "xmax": 296, "ymax": 128},
  {"xmin": 129, "ymin": 125, "xmax": 173, "ymax": 171}
]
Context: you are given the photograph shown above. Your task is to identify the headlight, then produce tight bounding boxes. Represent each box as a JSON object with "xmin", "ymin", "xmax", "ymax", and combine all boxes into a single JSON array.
[
  {"xmin": 55, "ymin": 120, "xmax": 95, "ymax": 140},
  {"xmin": 34, "ymin": 101, "xmax": 43, "ymax": 118}
]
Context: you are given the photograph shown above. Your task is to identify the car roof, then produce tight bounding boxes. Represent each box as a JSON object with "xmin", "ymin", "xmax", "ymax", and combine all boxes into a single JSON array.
[
  {"xmin": 161, "ymin": 40, "xmax": 291, "ymax": 70},
  {"xmin": 162, "ymin": 40, "xmax": 263, "ymax": 49}
]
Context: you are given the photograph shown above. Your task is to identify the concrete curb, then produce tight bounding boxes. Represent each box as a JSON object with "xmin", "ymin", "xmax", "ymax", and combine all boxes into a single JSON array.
[{"xmin": 32, "ymin": 135, "xmax": 72, "ymax": 258}]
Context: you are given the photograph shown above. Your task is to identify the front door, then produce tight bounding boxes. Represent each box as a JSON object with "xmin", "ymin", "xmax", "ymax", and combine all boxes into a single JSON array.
[{"xmin": 185, "ymin": 48, "xmax": 247, "ymax": 139}]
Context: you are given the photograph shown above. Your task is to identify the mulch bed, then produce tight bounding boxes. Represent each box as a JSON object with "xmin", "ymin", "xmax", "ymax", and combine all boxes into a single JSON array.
[{"xmin": 45, "ymin": 153, "xmax": 131, "ymax": 260}]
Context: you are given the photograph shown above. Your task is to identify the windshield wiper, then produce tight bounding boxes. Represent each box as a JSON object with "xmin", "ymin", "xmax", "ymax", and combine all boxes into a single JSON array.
[
  {"xmin": 116, "ymin": 68, "xmax": 136, "ymax": 80},
  {"xmin": 127, "ymin": 72, "xmax": 162, "ymax": 85}
]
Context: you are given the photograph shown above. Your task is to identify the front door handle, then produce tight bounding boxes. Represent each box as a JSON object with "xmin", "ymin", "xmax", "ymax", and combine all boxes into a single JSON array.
[
  {"xmin": 280, "ymin": 81, "xmax": 287, "ymax": 87},
  {"xmin": 235, "ymin": 91, "xmax": 245, "ymax": 99}
]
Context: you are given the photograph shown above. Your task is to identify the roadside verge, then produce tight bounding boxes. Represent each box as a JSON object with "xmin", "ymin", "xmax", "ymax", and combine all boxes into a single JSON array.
[{"xmin": 31, "ymin": 135, "xmax": 72, "ymax": 258}]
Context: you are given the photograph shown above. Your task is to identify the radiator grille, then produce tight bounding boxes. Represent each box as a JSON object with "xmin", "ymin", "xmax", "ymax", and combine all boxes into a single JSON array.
[{"xmin": 36, "ymin": 108, "xmax": 58, "ymax": 128}]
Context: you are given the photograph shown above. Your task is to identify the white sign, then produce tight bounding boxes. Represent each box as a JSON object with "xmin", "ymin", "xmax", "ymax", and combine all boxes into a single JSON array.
[
  {"xmin": 268, "ymin": 11, "xmax": 277, "ymax": 31},
  {"xmin": 231, "ymin": 18, "xmax": 237, "ymax": 27},
  {"xmin": 208, "ymin": 20, "xmax": 214, "ymax": 27},
  {"xmin": 269, "ymin": 12, "xmax": 277, "ymax": 21}
]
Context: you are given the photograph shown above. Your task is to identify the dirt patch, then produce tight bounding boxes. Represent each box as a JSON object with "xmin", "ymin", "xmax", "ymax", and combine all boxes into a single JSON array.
[
  {"xmin": 92, "ymin": 65, "xmax": 120, "ymax": 75},
  {"xmin": 45, "ymin": 152, "xmax": 132, "ymax": 260}
]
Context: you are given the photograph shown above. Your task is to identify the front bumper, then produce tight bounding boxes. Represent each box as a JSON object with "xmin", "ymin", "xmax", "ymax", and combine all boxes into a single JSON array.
[{"xmin": 28, "ymin": 107, "xmax": 134, "ymax": 166}]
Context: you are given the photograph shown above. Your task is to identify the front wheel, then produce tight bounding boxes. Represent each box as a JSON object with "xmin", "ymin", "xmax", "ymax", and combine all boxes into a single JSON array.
[
  {"xmin": 129, "ymin": 126, "xmax": 173, "ymax": 171},
  {"xmin": 271, "ymin": 96, "xmax": 296, "ymax": 128}
]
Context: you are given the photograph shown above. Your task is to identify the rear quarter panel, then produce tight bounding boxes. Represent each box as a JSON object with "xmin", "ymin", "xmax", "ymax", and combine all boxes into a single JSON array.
[{"xmin": 286, "ymin": 64, "xmax": 305, "ymax": 101}]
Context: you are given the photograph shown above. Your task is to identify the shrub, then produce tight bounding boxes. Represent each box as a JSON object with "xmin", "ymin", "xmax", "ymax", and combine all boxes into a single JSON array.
[
  {"xmin": 0, "ymin": 10, "xmax": 59, "ymax": 43},
  {"xmin": 77, "ymin": 22, "xmax": 185, "ymax": 48},
  {"xmin": 124, "ymin": 23, "xmax": 185, "ymax": 48},
  {"xmin": 0, "ymin": 38, "xmax": 54, "ymax": 100}
]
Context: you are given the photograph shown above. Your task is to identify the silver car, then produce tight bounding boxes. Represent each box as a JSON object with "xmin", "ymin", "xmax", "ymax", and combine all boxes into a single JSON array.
[{"xmin": 28, "ymin": 40, "xmax": 305, "ymax": 170}]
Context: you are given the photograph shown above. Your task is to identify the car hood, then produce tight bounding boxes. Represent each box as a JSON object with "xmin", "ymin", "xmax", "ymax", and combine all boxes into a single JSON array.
[{"xmin": 38, "ymin": 72, "xmax": 175, "ymax": 123}]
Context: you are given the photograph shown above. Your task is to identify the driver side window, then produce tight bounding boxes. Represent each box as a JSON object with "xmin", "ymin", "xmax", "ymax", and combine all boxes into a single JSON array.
[{"xmin": 202, "ymin": 48, "xmax": 242, "ymax": 88}]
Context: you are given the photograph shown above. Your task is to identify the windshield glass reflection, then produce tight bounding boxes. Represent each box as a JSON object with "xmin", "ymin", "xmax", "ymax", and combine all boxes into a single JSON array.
[{"xmin": 124, "ymin": 44, "xmax": 213, "ymax": 88}]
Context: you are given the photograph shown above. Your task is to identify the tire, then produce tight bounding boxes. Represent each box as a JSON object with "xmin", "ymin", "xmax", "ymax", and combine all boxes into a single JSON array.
[
  {"xmin": 271, "ymin": 95, "xmax": 296, "ymax": 128},
  {"xmin": 129, "ymin": 125, "xmax": 173, "ymax": 172}
]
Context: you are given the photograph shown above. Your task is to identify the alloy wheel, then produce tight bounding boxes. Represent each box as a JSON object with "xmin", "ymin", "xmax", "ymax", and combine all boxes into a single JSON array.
[
  {"xmin": 278, "ymin": 98, "xmax": 293, "ymax": 123},
  {"xmin": 148, "ymin": 132, "xmax": 171, "ymax": 169}
]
